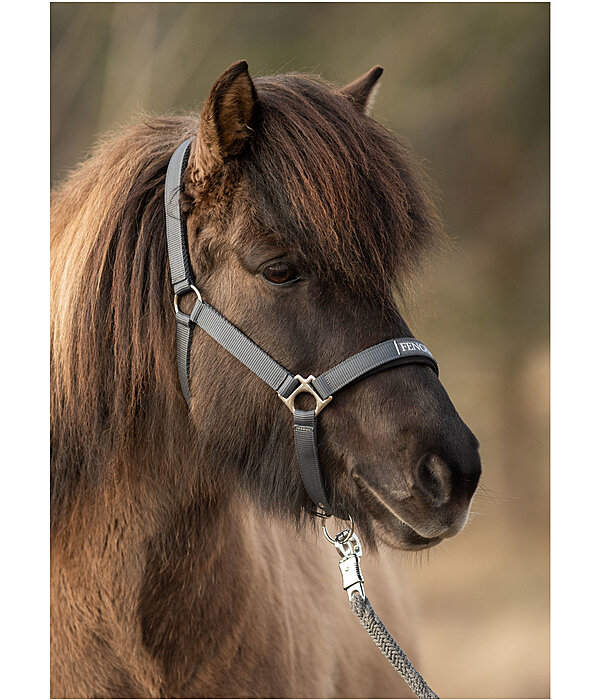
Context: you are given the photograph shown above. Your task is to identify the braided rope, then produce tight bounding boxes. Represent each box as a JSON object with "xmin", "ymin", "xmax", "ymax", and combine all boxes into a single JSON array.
[{"xmin": 349, "ymin": 594, "xmax": 439, "ymax": 699}]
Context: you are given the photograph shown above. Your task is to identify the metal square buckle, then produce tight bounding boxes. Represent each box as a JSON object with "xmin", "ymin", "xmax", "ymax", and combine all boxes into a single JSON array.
[{"xmin": 279, "ymin": 375, "xmax": 333, "ymax": 416}]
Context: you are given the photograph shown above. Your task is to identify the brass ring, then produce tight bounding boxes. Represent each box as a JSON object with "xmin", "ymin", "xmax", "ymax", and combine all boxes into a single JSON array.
[
  {"xmin": 174, "ymin": 284, "xmax": 202, "ymax": 314},
  {"xmin": 323, "ymin": 514, "xmax": 355, "ymax": 545}
]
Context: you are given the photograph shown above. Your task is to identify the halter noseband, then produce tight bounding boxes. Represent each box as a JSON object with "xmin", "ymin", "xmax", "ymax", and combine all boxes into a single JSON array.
[{"xmin": 165, "ymin": 139, "xmax": 438, "ymax": 518}]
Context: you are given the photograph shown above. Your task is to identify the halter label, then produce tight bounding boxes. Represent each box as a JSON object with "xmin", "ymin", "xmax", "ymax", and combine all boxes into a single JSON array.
[{"xmin": 394, "ymin": 340, "xmax": 431, "ymax": 356}]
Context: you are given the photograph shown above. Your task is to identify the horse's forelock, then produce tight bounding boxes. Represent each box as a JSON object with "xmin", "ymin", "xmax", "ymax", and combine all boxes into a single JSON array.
[{"xmin": 243, "ymin": 73, "xmax": 441, "ymax": 300}]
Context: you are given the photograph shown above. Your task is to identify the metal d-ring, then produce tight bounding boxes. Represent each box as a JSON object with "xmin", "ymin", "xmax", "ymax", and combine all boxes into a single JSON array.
[
  {"xmin": 279, "ymin": 375, "xmax": 333, "ymax": 416},
  {"xmin": 174, "ymin": 284, "xmax": 202, "ymax": 314},
  {"xmin": 323, "ymin": 514, "xmax": 355, "ymax": 545}
]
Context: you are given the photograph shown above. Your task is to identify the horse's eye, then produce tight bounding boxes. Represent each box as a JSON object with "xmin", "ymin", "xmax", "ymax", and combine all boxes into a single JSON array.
[{"xmin": 262, "ymin": 261, "xmax": 300, "ymax": 286}]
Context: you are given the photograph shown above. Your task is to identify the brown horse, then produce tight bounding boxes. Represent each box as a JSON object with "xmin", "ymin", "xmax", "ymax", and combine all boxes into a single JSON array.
[{"xmin": 50, "ymin": 61, "xmax": 481, "ymax": 698}]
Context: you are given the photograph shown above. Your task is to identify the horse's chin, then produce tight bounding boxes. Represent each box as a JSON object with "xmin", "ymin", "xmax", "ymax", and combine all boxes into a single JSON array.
[
  {"xmin": 371, "ymin": 514, "xmax": 443, "ymax": 552},
  {"xmin": 352, "ymin": 473, "xmax": 443, "ymax": 552}
]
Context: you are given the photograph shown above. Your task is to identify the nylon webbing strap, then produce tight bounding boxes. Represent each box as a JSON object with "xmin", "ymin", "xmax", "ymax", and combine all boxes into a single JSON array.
[
  {"xmin": 175, "ymin": 308, "xmax": 199, "ymax": 405},
  {"xmin": 165, "ymin": 138, "xmax": 194, "ymax": 294},
  {"xmin": 312, "ymin": 339, "xmax": 438, "ymax": 400},
  {"xmin": 192, "ymin": 302, "xmax": 297, "ymax": 394},
  {"xmin": 293, "ymin": 409, "xmax": 333, "ymax": 515}
]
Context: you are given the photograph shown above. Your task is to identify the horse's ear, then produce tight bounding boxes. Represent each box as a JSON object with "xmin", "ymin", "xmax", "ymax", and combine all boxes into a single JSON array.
[
  {"xmin": 340, "ymin": 66, "xmax": 384, "ymax": 115},
  {"xmin": 191, "ymin": 60, "xmax": 257, "ymax": 181}
]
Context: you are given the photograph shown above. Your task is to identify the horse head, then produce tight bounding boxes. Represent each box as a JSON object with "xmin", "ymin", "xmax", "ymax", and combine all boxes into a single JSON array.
[{"xmin": 177, "ymin": 61, "xmax": 481, "ymax": 550}]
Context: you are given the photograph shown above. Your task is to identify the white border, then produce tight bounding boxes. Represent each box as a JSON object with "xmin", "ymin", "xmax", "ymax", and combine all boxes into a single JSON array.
[{"xmin": 4, "ymin": 1, "xmax": 597, "ymax": 698}]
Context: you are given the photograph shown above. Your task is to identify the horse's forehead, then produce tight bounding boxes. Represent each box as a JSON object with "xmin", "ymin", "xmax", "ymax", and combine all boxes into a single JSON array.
[{"xmin": 204, "ymin": 77, "xmax": 439, "ymax": 294}]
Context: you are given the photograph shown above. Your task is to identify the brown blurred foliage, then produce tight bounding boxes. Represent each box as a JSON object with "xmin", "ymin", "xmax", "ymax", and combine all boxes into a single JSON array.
[{"xmin": 51, "ymin": 3, "xmax": 549, "ymax": 698}]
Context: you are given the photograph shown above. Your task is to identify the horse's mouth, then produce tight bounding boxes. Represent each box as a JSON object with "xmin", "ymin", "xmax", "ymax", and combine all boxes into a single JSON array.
[
  {"xmin": 386, "ymin": 518, "xmax": 443, "ymax": 551},
  {"xmin": 352, "ymin": 473, "xmax": 443, "ymax": 551}
]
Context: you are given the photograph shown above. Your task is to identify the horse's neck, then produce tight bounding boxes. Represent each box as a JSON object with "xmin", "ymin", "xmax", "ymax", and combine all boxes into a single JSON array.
[
  {"xmin": 51, "ymin": 464, "xmax": 259, "ymax": 693},
  {"xmin": 52, "ymin": 460, "xmax": 417, "ymax": 699}
]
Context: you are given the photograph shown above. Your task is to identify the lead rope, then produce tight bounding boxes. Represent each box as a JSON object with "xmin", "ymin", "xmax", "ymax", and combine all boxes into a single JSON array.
[
  {"xmin": 324, "ymin": 522, "xmax": 439, "ymax": 699},
  {"xmin": 349, "ymin": 596, "xmax": 439, "ymax": 699}
]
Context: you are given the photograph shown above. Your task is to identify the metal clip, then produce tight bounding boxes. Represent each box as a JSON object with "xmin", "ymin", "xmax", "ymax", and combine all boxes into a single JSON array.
[
  {"xmin": 323, "ymin": 522, "xmax": 366, "ymax": 600},
  {"xmin": 338, "ymin": 550, "xmax": 365, "ymax": 600}
]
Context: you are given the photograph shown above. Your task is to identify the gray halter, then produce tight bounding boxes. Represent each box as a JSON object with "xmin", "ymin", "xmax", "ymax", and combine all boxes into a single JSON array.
[{"xmin": 165, "ymin": 138, "xmax": 438, "ymax": 517}]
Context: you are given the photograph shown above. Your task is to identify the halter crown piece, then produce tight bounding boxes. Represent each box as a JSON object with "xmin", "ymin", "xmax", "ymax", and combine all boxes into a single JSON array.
[{"xmin": 165, "ymin": 139, "xmax": 438, "ymax": 518}]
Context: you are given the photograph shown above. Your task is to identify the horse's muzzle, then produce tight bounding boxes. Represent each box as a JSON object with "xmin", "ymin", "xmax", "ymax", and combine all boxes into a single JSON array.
[{"xmin": 353, "ymin": 444, "xmax": 481, "ymax": 549}]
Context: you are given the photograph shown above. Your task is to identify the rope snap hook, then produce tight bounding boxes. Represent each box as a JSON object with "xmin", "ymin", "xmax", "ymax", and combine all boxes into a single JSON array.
[{"xmin": 322, "ymin": 518, "xmax": 439, "ymax": 699}]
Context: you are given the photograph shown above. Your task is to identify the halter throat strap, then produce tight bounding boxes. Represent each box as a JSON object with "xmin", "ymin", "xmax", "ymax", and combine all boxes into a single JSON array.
[{"xmin": 165, "ymin": 139, "xmax": 438, "ymax": 517}]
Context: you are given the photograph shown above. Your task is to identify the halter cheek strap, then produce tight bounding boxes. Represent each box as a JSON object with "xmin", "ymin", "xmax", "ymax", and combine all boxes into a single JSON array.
[{"xmin": 165, "ymin": 139, "xmax": 438, "ymax": 517}]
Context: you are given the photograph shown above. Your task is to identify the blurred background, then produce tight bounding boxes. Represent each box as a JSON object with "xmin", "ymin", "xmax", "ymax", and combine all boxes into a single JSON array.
[{"xmin": 51, "ymin": 3, "xmax": 549, "ymax": 697}]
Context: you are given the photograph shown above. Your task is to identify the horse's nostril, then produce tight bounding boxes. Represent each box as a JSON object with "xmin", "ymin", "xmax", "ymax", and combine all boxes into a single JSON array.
[{"xmin": 416, "ymin": 454, "xmax": 453, "ymax": 506}]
